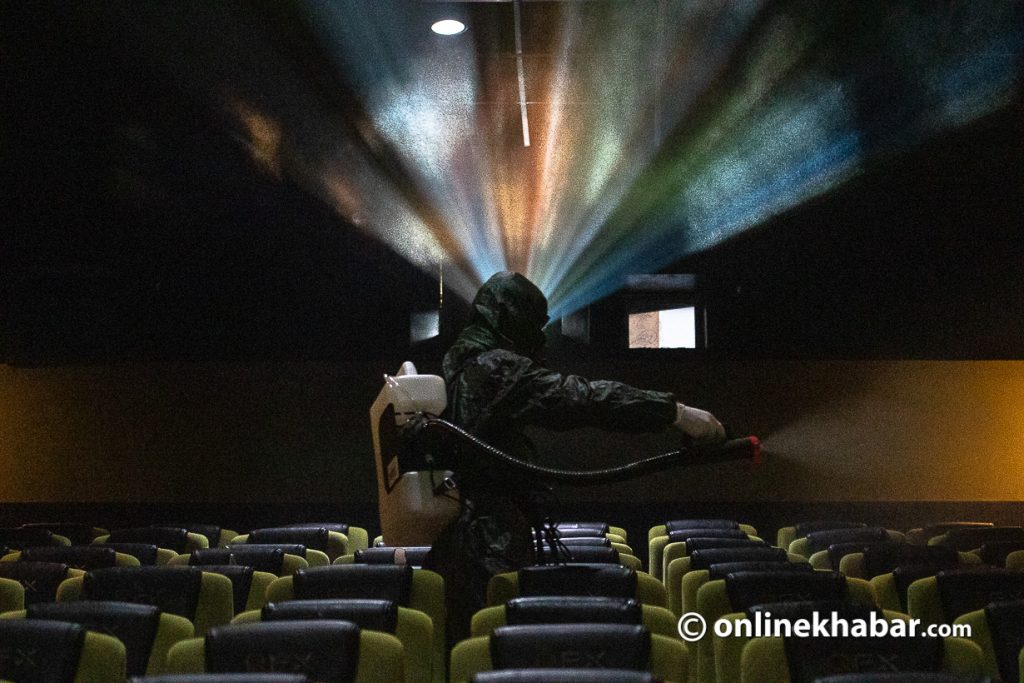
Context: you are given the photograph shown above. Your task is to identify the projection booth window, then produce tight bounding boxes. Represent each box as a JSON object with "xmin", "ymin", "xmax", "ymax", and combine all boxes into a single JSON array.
[{"xmin": 628, "ymin": 306, "xmax": 697, "ymax": 349}]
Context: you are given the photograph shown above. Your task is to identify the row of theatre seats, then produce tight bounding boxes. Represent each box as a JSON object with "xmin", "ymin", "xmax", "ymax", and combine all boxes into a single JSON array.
[{"xmin": 0, "ymin": 519, "xmax": 1022, "ymax": 682}]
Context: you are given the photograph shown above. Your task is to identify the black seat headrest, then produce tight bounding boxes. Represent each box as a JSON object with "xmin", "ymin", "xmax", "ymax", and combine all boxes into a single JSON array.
[
  {"xmin": 826, "ymin": 541, "xmax": 903, "ymax": 571},
  {"xmin": 803, "ymin": 528, "xmax": 890, "ymax": 553},
  {"xmin": 28, "ymin": 601, "xmax": 162, "ymax": 676},
  {"xmin": 20, "ymin": 546, "xmax": 118, "ymax": 571},
  {"xmin": 227, "ymin": 543, "xmax": 308, "ymax": 559},
  {"xmin": 978, "ymin": 540, "xmax": 1024, "ymax": 566},
  {"xmin": 935, "ymin": 567, "xmax": 1024, "ymax": 621},
  {"xmin": 862, "ymin": 545, "xmax": 958, "ymax": 580},
  {"xmin": 107, "ymin": 527, "xmax": 191, "ymax": 553},
  {"xmin": 666, "ymin": 528, "xmax": 749, "ymax": 543},
  {"xmin": 192, "ymin": 547, "xmax": 285, "ymax": 575},
  {"xmin": 192, "ymin": 565, "xmax": 254, "ymax": 615},
  {"xmin": 985, "ymin": 599, "xmax": 1024, "ymax": 683},
  {"xmin": 938, "ymin": 526, "xmax": 1024, "ymax": 551},
  {"xmin": 83, "ymin": 566, "xmax": 203, "ymax": 620},
  {"xmin": 813, "ymin": 674, "xmax": 990, "ymax": 683},
  {"xmin": 793, "ymin": 521, "xmax": 867, "ymax": 537},
  {"xmin": 490, "ymin": 624, "xmax": 650, "ymax": 670},
  {"xmin": 535, "ymin": 537, "xmax": 612, "ymax": 548},
  {"xmin": 95, "ymin": 543, "xmax": 160, "ymax": 566},
  {"xmin": 0, "ymin": 527, "xmax": 60, "ymax": 549},
  {"xmin": 535, "ymin": 528, "xmax": 607, "ymax": 540},
  {"xmin": 354, "ymin": 547, "xmax": 431, "ymax": 567},
  {"xmin": 292, "ymin": 565, "xmax": 413, "ymax": 604},
  {"xmin": 204, "ymin": 621, "xmax": 360, "ymax": 681},
  {"xmin": 159, "ymin": 523, "xmax": 221, "ymax": 548},
  {"xmin": 262, "ymin": 599, "xmax": 399, "ymax": 633},
  {"xmin": 666, "ymin": 519, "xmax": 739, "ymax": 532},
  {"xmin": 505, "ymin": 596, "xmax": 642, "ymax": 626},
  {"xmin": 724, "ymin": 570, "xmax": 848, "ymax": 611},
  {"xmin": 248, "ymin": 528, "xmax": 329, "ymax": 552},
  {"xmin": 127, "ymin": 675, "xmax": 311, "ymax": 683},
  {"xmin": 689, "ymin": 547, "xmax": 787, "ymax": 570},
  {"xmin": 919, "ymin": 521, "xmax": 994, "ymax": 538},
  {"xmin": 0, "ymin": 561, "xmax": 70, "ymax": 604},
  {"xmin": 785, "ymin": 634, "xmax": 943, "ymax": 683},
  {"xmin": 472, "ymin": 669, "xmax": 655, "ymax": 683},
  {"xmin": 0, "ymin": 619, "xmax": 85, "ymax": 683},
  {"xmin": 535, "ymin": 546, "xmax": 620, "ymax": 564},
  {"xmin": 518, "ymin": 564, "xmax": 637, "ymax": 599},
  {"xmin": 278, "ymin": 523, "xmax": 350, "ymax": 535},
  {"xmin": 685, "ymin": 538, "xmax": 766, "ymax": 553},
  {"xmin": 555, "ymin": 522, "xmax": 611, "ymax": 535},
  {"xmin": 708, "ymin": 561, "xmax": 812, "ymax": 581},
  {"xmin": 20, "ymin": 523, "xmax": 98, "ymax": 546}
]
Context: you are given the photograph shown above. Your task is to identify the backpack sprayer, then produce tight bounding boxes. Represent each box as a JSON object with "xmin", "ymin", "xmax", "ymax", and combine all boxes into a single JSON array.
[{"xmin": 371, "ymin": 363, "xmax": 762, "ymax": 551}]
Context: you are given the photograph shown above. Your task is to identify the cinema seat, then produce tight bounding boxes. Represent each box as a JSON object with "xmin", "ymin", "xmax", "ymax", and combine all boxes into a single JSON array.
[
  {"xmin": 549, "ymin": 521, "xmax": 629, "ymax": 542},
  {"xmin": 0, "ymin": 561, "xmax": 85, "ymax": 604},
  {"xmin": 130, "ymin": 676, "xmax": 310, "ymax": 683},
  {"xmin": 231, "ymin": 599, "xmax": 433, "ymax": 683},
  {"xmin": 694, "ymin": 570, "xmax": 878, "ymax": 683},
  {"xmin": 811, "ymin": 674, "xmax": 992, "ymax": 683},
  {"xmin": 533, "ymin": 537, "xmax": 640, "ymax": 567},
  {"xmin": 713, "ymin": 601, "xmax": 911, "ymax": 683},
  {"xmin": 0, "ymin": 577, "xmax": 24, "ymax": 611},
  {"xmin": 661, "ymin": 537, "xmax": 768, "ymax": 588},
  {"xmin": 164, "ymin": 620, "xmax": 403, "ymax": 682},
  {"xmin": 533, "ymin": 544, "xmax": 642, "ymax": 571},
  {"xmin": 2, "ymin": 544, "xmax": 140, "ymax": 569},
  {"xmin": 192, "ymin": 565, "xmax": 276, "ymax": 614},
  {"xmin": 648, "ymin": 520, "xmax": 758, "ymax": 580},
  {"xmin": 928, "ymin": 527, "xmax": 1024, "ymax": 553},
  {"xmin": 972, "ymin": 541, "xmax": 1024, "ymax": 567},
  {"xmin": 810, "ymin": 540, "xmax": 908, "ymax": 571},
  {"xmin": 225, "ymin": 542, "xmax": 330, "ymax": 567},
  {"xmin": 840, "ymin": 544, "xmax": 968, "ymax": 581},
  {"xmin": 0, "ymin": 619, "xmax": 126, "ymax": 682},
  {"xmin": 953, "ymin": 599, "xmax": 1024, "ymax": 683},
  {"xmin": 449, "ymin": 624, "xmax": 687, "ymax": 683},
  {"xmin": 739, "ymin": 632, "xmax": 983, "ymax": 683},
  {"xmin": 471, "ymin": 671, "xmax": 655, "ymax": 683},
  {"xmin": 96, "ymin": 542, "xmax": 176, "ymax": 565},
  {"xmin": 776, "ymin": 521, "xmax": 867, "ymax": 552},
  {"xmin": 57, "ymin": 566, "xmax": 235, "ymax": 635},
  {"xmin": 97, "ymin": 527, "xmax": 209, "ymax": 554},
  {"xmin": 470, "ymin": 596, "xmax": 678, "ymax": 639},
  {"xmin": 789, "ymin": 527, "xmax": 905, "ymax": 560},
  {"xmin": 3, "ymin": 601, "xmax": 194, "ymax": 677},
  {"xmin": 0, "ymin": 526, "xmax": 71, "ymax": 549},
  {"xmin": 486, "ymin": 564, "xmax": 666, "ymax": 609},
  {"xmin": 335, "ymin": 546, "xmax": 433, "ymax": 567},
  {"xmin": 170, "ymin": 545, "xmax": 310, "ymax": 576},
  {"xmin": 666, "ymin": 546, "xmax": 805, "ymax": 615},
  {"xmin": 156, "ymin": 523, "xmax": 238, "ymax": 549},
  {"xmin": 908, "ymin": 568, "xmax": 1024, "ymax": 626},
  {"xmin": 232, "ymin": 524, "xmax": 367, "ymax": 561},
  {"xmin": 905, "ymin": 522, "xmax": 995, "ymax": 546},
  {"xmin": 265, "ymin": 564, "xmax": 445, "ymax": 681},
  {"xmin": 19, "ymin": 523, "xmax": 108, "ymax": 546}
]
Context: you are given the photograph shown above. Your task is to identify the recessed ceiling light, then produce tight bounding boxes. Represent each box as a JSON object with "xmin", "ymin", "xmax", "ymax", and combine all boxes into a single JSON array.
[{"xmin": 431, "ymin": 19, "xmax": 466, "ymax": 36}]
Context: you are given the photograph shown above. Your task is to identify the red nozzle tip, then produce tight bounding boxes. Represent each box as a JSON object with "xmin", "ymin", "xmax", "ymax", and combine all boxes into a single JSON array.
[{"xmin": 748, "ymin": 436, "xmax": 763, "ymax": 466}]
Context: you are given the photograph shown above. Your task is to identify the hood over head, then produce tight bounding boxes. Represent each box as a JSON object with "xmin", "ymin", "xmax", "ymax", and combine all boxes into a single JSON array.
[{"xmin": 448, "ymin": 271, "xmax": 550, "ymax": 364}]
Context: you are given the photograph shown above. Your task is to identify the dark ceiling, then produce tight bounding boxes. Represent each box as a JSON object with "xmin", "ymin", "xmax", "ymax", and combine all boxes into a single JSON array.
[{"xmin": 2, "ymin": 1, "xmax": 1022, "ymax": 364}]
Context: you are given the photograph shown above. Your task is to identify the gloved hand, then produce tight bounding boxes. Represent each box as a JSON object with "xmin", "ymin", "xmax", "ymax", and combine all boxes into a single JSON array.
[{"xmin": 673, "ymin": 402, "xmax": 727, "ymax": 444}]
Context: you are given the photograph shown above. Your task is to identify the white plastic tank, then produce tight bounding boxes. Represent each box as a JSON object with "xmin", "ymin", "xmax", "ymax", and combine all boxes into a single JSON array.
[{"xmin": 370, "ymin": 361, "xmax": 460, "ymax": 546}]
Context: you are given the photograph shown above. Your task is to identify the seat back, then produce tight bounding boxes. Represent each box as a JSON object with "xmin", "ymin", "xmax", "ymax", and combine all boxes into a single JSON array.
[
  {"xmin": 20, "ymin": 522, "xmax": 104, "ymax": 545},
  {"xmin": 97, "ymin": 542, "xmax": 163, "ymax": 565},
  {"xmin": 28, "ymin": 601, "xmax": 164, "ymax": 677},
  {"xmin": 205, "ymin": 621, "xmax": 362, "ymax": 680},
  {"xmin": 977, "ymin": 540, "xmax": 1024, "ymax": 566},
  {"xmin": 725, "ymin": 570, "xmax": 850, "ymax": 610},
  {"xmin": 105, "ymin": 527, "xmax": 200, "ymax": 554},
  {"xmin": 0, "ymin": 560, "xmax": 73, "ymax": 604},
  {"xmin": 292, "ymin": 564, "xmax": 414, "ymax": 603},
  {"xmin": 784, "ymin": 633, "xmax": 945, "ymax": 682},
  {"xmin": 863, "ymin": 545, "xmax": 958, "ymax": 580},
  {"xmin": 518, "ymin": 564, "xmax": 636, "ymax": 599},
  {"xmin": 471, "ymin": 671, "xmax": 654, "ymax": 683},
  {"xmin": 504, "ymin": 596, "xmax": 643, "ymax": 626},
  {"xmin": 933, "ymin": 526, "xmax": 1024, "ymax": 552},
  {"xmin": 191, "ymin": 547, "xmax": 288, "ymax": 575},
  {"xmin": 490, "ymin": 624, "xmax": 651, "ymax": 670},
  {"xmin": 0, "ymin": 619, "xmax": 126, "ymax": 682},
  {"xmin": 261, "ymin": 599, "xmax": 399, "ymax": 633},
  {"xmin": 985, "ymin": 599, "xmax": 1024, "ymax": 683},
  {"xmin": 935, "ymin": 568, "xmax": 1024, "ymax": 621},
  {"xmin": 354, "ymin": 547, "xmax": 431, "ymax": 567},
  {"xmin": 689, "ymin": 546, "xmax": 787, "ymax": 570},
  {"xmin": 19, "ymin": 545, "xmax": 121, "ymax": 570},
  {"xmin": 0, "ymin": 527, "xmax": 65, "ymax": 549}
]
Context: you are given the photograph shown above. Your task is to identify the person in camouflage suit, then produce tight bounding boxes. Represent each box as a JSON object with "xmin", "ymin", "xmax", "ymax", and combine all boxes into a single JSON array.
[{"xmin": 426, "ymin": 271, "xmax": 725, "ymax": 643}]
